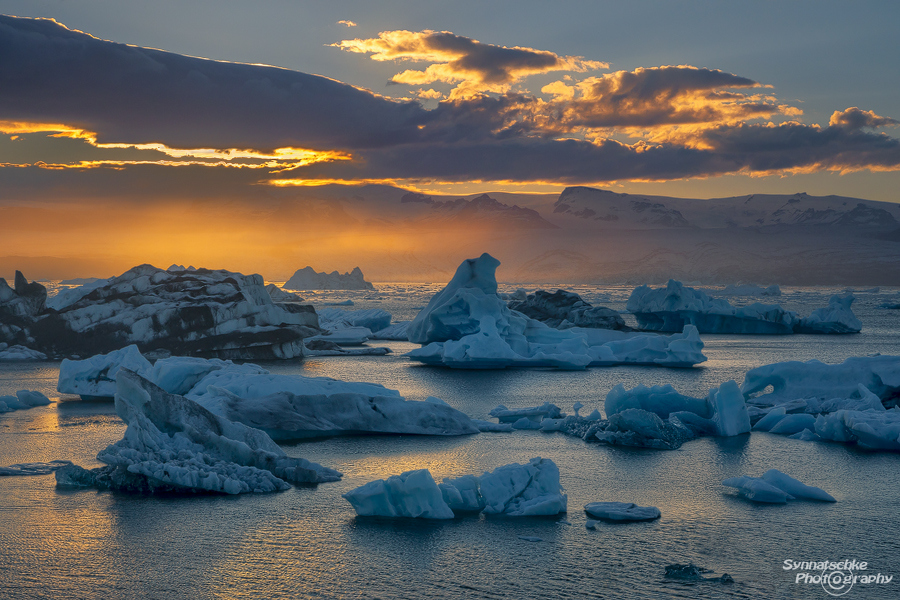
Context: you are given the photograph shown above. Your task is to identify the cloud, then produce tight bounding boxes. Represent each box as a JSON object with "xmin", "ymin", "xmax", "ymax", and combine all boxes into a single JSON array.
[
  {"xmin": 829, "ymin": 107, "xmax": 899, "ymax": 130},
  {"xmin": 337, "ymin": 20, "xmax": 357, "ymax": 27},
  {"xmin": 1, "ymin": 15, "xmax": 898, "ymax": 192},
  {"xmin": 0, "ymin": 16, "xmax": 428, "ymax": 151},
  {"xmin": 333, "ymin": 29, "xmax": 605, "ymax": 98}
]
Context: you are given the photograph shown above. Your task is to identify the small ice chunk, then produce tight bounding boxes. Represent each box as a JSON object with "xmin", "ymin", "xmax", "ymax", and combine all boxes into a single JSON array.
[
  {"xmin": 768, "ymin": 414, "xmax": 817, "ymax": 435},
  {"xmin": 722, "ymin": 476, "xmax": 794, "ymax": 503},
  {"xmin": 584, "ymin": 501, "xmax": 661, "ymax": 522},
  {"xmin": 752, "ymin": 407, "xmax": 787, "ymax": 431}
]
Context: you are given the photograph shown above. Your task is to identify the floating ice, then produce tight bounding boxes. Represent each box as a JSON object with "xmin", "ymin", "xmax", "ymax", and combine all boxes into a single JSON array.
[
  {"xmin": 489, "ymin": 403, "xmax": 563, "ymax": 424},
  {"xmin": 283, "ymin": 266, "xmax": 374, "ymax": 290},
  {"xmin": 707, "ymin": 381, "xmax": 751, "ymax": 437},
  {"xmin": 0, "ymin": 343, "xmax": 47, "ymax": 361},
  {"xmin": 477, "ymin": 457, "xmax": 567, "ymax": 516},
  {"xmin": 507, "ymin": 289, "xmax": 627, "ymax": 330},
  {"xmin": 317, "ymin": 308, "xmax": 392, "ymax": 334},
  {"xmin": 767, "ymin": 414, "xmax": 817, "ymax": 435},
  {"xmin": 57, "ymin": 344, "xmax": 152, "ymax": 399},
  {"xmin": 627, "ymin": 280, "xmax": 798, "ymax": 334},
  {"xmin": 723, "ymin": 470, "xmax": 834, "ymax": 503},
  {"xmin": 794, "ymin": 295, "xmax": 862, "ymax": 334},
  {"xmin": 439, "ymin": 474, "xmax": 485, "ymax": 512},
  {"xmin": 57, "ymin": 369, "xmax": 341, "ymax": 494},
  {"xmin": 741, "ymin": 356, "xmax": 900, "ymax": 409},
  {"xmin": 406, "ymin": 255, "xmax": 706, "ymax": 370},
  {"xmin": 592, "ymin": 408, "xmax": 691, "ymax": 450},
  {"xmin": 583, "ymin": 502, "xmax": 661, "ymax": 522},
  {"xmin": 342, "ymin": 469, "xmax": 455, "ymax": 519},
  {"xmin": 0, "ymin": 460, "xmax": 72, "ymax": 476},
  {"xmin": 265, "ymin": 284, "xmax": 303, "ymax": 303},
  {"xmin": 371, "ymin": 322, "xmax": 411, "ymax": 340},
  {"xmin": 815, "ymin": 409, "xmax": 900, "ymax": 451},
  {"xmin": 604, "ymin": 383, "xmax": 710, "ymax": 419}
]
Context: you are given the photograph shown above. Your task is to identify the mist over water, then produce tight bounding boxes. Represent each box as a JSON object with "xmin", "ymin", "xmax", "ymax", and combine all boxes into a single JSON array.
[{"xmin": 1, "ymin": 285, "xmax": 899, "ymax": 599}]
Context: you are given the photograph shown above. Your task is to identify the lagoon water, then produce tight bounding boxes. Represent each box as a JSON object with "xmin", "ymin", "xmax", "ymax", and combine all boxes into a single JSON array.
[{"xmin": 2, "ymin": 285, "xmax": 900, "ymax": 599}]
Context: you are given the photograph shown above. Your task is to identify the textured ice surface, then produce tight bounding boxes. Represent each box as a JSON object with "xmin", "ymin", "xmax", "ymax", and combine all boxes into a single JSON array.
[
  {"xmin": 0, "ymin": 389, "xmax": 52, "ymax": 413},
  {"xmin": 815, "ymin": 409, "xmax": 900, "ymax": 450},
  {"xmin": 723, "ymin": 470, "xmax": 835, "ymax": 503},
  {"xmin": 583, "ymin": 502, "xmax": 661, "ymax": 522},
  {"xmin": 57, "ymin": 345, "xmax": 152, "ymax": 399},
  {"xmin": 56, "ymin": 369, "xmax": 341, "ymax": 494},
  {"xmin": 0, "ymin": 460, "xmax": 73, "ymax": 476},
  {"xmin": 342, "ymin": 469, "xmax": 455, "ymax": 519},
  {"xmin": 477, "ymin": 457, "xmax": 567, "ymax": 516},
  {"xmin": 283, "ymin": 266, "xmax": 373, "ymax": 291},
  {"xmin": 604, "ymin": 383, "xmax": 710, "ymax": 419},
  {"xmin": 0, "ymin": 343, "xmax": 47, "ymax": 361},
  {"xmin": 794, "ymin": 294, "xmax": 862, "ymax": 334}
]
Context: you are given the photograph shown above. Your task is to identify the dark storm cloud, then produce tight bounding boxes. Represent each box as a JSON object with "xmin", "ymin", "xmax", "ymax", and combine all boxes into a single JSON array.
[
  {"xmin": 1, "ymin": 15, "xmax": 899, "ymax": 188},
  {"xmin": 0, "ymin": 15, "xmax": 427, "ymax": 150}
]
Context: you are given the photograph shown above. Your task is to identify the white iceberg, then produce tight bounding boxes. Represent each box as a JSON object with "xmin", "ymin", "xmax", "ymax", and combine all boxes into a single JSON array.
[
  {"xmin": 583, "ymin": 501, "xmax": 661, "ymax": 522},
  {"xmin": 342, "ymin": 469, "xmax": 455, "ymax": 519},
  {"xmin": 627, "ymin": 280, "xmax": 798, "ymax": 334},
  {"xmin": 283, "ymin": 266, "xmax": 374, "ymax": 290},
  {"xmin": 57, "ymin": 344, "xmax": 152, "ymax": 399},
  {"xmin": 477, "ymin": 457, "xmax": 567, "ymax": 516},
  {"xmin": 707, "ymin": 381, "xmax": 751, "ymax": 437},
  {"xmin": 723, "ymin": 470, "xmax": 835, "ymax": 503},
  {"xmin": 794, "ymin": 294, "xmax": 862, "ymax": 334},
  {"xmin": 265, "ymin": 284, "xmax": 303, "ymax": 303},
  {"xmin": 0, "ymin": 389, "xmax": 52, "ymax": 413},
  {"xmin": 815, "ymin": 409, "xmax": 900, "ymax": 451},
  {"xmin": 56, "ymin": 369, "xmax": 341, "ymax": 494},
  {"xmin": 741, "ymin": 356, "xmax": 899, "ymax": 409},
  {"xmin": 406, "ymin": 254, "xmax": 705, "ymax": 370},
  {"xmin": 344, "ymin": 457, "xmax": 566, "ymax": 518},
  {"xmin": 317, "ymin": 308, "xmax": 392, "ymax": 334}
]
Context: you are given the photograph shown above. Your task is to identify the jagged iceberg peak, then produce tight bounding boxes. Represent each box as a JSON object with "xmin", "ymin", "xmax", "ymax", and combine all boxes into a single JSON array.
[
  {"xmin": 283, "ymin": 265, "xmax": 374, "ymax": 290},
  {"xmin": 407, "ymin": 253, "xmax": 504, "ymax": 344}
]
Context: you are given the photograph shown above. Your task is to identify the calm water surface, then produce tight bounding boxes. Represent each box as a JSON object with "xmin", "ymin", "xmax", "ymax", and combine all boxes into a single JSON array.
[{"xmin": 1, "ymin": 286, "xmax": 899, "ymax": 599}]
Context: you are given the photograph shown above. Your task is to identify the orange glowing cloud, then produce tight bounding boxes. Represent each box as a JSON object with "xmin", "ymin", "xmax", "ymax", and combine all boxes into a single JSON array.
[{"xmin": 333, "ymin": 30, "xmax": 606, "ymax": 98}]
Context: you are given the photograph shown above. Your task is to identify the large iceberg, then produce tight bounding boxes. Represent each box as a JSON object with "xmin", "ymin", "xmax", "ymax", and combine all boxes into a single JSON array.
[
  {"xmin": 283, "ymin": 266, "xmax": 374, "ymax": 290},
  {"xmin": 5, "ymin": 265, "xmax": 321, "ymax": 360},
  {"xmin": 0, "ymin": 343, "xmax": 47, "ymax": 361},
  {"xmin": 507, "ymin": 289, "xmax": 628, "ymax": 330},
  {"xmin": 56, "ymin": 369, "xmax": 341, "ymax": 494},
  {"xmin": 58, "ymin": 348, "xmax": 478, "ymax": 438},
  {"xmin": 343, "ymin": 458, "xmax": 567, "ymax": 518},
  {"xmin": 741, "ymin": 356, "xmax": 900, "ymax": 409},
  {"xmin": 627, "ymin": 280, "xmax": 861, "ymax": 334},
  {"xmin": 406, "ymin": 254, "xmax": 706, "ymax": 370},
  {"xmin": 627, "ymin": 280, "xmax": 798, "ymax": 334}
]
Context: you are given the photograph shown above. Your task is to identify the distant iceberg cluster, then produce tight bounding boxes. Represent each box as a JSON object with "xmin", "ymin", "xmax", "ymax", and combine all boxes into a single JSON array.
[{"xmin": 283, "ymin": 266, "xmax": 374, "ymax": 291}]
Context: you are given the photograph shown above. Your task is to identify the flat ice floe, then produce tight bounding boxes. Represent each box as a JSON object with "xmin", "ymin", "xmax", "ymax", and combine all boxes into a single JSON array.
[
  {"xmin": 583, "ymin": 501, "xmax": 661, "ymax": 522},
  {"xmin": 405, "ymin": 254, "xmax": 706, "ymax": 370},
  {"xmin": 343, "ymin": 458, "xmax": 567, "ymax": 518},
  {"xmin": 56, "ymin": 369, "xmax": 341, "ymax": 494}
]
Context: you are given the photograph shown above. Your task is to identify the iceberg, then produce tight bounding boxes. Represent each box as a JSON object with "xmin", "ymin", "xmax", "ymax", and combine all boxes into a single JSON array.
[
  {"xmin": 592, "ymin": 408, "xmax": 692, "ymax": 450},
  {"xmin": 627, "ymin": 280, "xmax": 798, "ymax": 334},
  {"xmin": 0, "ymin": 389, "xmax": 52, "ymax": 413},
  {"xmin": 317, "ymin": 308, "xmax": 392, "ymax": 334},
  {"xmin": 741, "ymin": 356, "xmax": 900, "ymax": 409},
  {"xmin": 0, "ymin": 343, "xmax": 47, "ymax": 361},
  {"xmin": 9, "ymin": 265, "xmax": 321, "ymax": 360},
  {"xmin": 342, "ymin": 469, "xmax": 455, "ymax": 519},
  {"xmin": 57, "ymin": 344, "xmax": 152, "ymax": 399},
  {"xmin": 628, "ymin": 280, "xmax": 862, "ymax": 335},
  {"xmin": 723, "ymin": 470, "xmax": 835, "ymax": 503},
  {"xmin": 707, "ymin": 381, "xmax": 751, "ymax": 437},
  {"xmin": 604, "ymin": 383, "xmax": 710, "ymax": 419},
  {"xmin": 815, "ymin": 409, "xmax": 900, "ymax": 451},
  {"xmin": 489, "ymin": 403, "xmax": 563, "ymax": 424},
  {"xmin": 406, "ymin": 255, "xmax": 706, "ymax": 370},
  {"xmin": 477, "ymin": 457, "xmax": 567, "ymax": 516},
  {"xmin": 344, "ymin": 458, "xmax": 566, "ymax": 518},
  {"xmin": 57, "ymin": 369, "xmax": 341, "ymax": 494},
  {"xmin": 371, "ymin": 321, "xmax": 411, "ymax": 340},
  {"xmin": 283, "ymin": 266, "xmax": 374, "ymax": 290},
  {"xmin": 583, "ymin": 501, "xmax": 661, "ymax": 522},
  {"xmin": 794, "ymin": 294, "xmax": 862, "ymax": 334},
  {"xmin": 507, "ymin": 289, "xmax": 628, "ymax": 330},
  {"xmin": 265, "ymin": 284, "xmax": 303, "ymax": 303}
]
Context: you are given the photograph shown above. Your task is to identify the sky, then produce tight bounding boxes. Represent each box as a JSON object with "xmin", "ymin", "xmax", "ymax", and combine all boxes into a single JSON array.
[{"xmin": 1, "ymin": 1, "xmax": 899, "ymax": 278}]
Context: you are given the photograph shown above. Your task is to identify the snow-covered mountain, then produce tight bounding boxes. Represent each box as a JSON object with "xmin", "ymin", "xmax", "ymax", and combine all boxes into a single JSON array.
[{"xmin": 550, "ymin": 187, "xmax": 900, "ymax": 230}]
